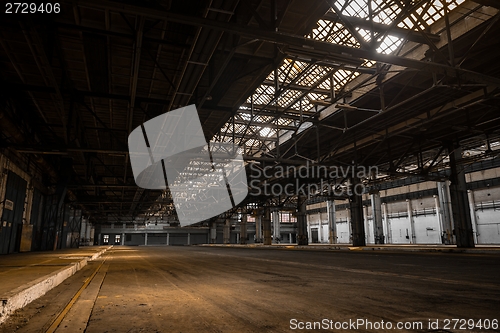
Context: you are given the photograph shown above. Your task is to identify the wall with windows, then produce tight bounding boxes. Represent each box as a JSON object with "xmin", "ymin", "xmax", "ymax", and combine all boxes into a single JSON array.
[{"xmin": 306, "ymin": 167, "xmax": 500, "ymax": 245}]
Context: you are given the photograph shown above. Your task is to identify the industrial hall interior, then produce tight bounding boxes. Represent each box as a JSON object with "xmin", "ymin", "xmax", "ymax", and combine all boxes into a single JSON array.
[{"xmin": 0, "ymin": 0, "xmax": 500, "ymax": 332}]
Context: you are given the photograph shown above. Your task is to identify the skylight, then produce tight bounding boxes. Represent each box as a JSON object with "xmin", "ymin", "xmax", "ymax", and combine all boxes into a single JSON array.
[{"xmin": 215, "ymin": 0, "xmax": 467, "ymax": 156}]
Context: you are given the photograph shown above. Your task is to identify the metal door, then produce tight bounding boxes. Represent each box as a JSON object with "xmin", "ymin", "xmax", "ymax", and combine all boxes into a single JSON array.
[{"xmin": 0, "ymin": 171, "xmax": 27, "ymax": 254}]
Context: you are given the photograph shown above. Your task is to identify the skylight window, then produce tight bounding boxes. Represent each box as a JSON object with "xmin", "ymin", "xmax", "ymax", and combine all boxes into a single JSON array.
[{"xmin": 215, "ymin": 0, "xmax": 468, "ymax": 155}]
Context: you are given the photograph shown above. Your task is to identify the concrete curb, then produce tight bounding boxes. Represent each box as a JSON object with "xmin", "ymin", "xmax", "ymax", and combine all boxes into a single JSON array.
[
  {"xmin": 0, "ymin": 246, "xmax": 112, "ymax": 324},
  {"xmin": 199, "ymin": 244, "xmax": 500, "ymax": 254}
]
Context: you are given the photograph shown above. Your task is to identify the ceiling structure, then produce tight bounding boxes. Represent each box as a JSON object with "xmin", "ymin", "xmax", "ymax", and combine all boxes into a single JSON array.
[{"xmin": 1, "ymin": 0, "xmax": 499, "ymax": 224}]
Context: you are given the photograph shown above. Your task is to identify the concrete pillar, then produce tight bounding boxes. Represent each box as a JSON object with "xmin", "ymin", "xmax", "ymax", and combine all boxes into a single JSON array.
[
  {"xmin": 263, "ymin": 208, "xmax": 272, "ymax": 245},
  {"xmin": 326, "ymin": 200, "xmax": 336, "ymax": 244},
  {"xmin": 144, "ymin": 233, "xmax": 148, "ymax": 245},
  {"xmin": 187, "ymin": 233, "xmax": 191, "ymax": 245},
  {"xmin": 210, "ymin": 221, "xmax": 217, "ymax": 244},
  {"xmin": 448, "ymin": 145, "xmax": 475, "ymax": 248},
  {"xmin": 317, "ymin": 213, "xmax": 322, "ymax": 243},
  {"xmin": 467, "ymin": 190, "xmax": 479, "ymax": 244},
  {"xmin": 272, "ymin": 210, "xmax": 280, "ymax": 243},
  {"xmin": 80, "ymin": 220, "xmax": 87, "ymax": 245},
  {"xmin": 346, "ymin": 207, "xmax": 352, "ymax": 243},
  {"xmin": 363, "ymin": 205, "xmax": 370, "ymax": 244},
  {"xmin": 433, "ymin": 194, "xmax": 444, "ymax": 243},
  {"xmin": 240, "ymin": 214, "xmax": 247, "ymax": 244},
  {"xmin": 296, "ymin": 198, "xmax": 308, "ymax": 245},
  {"xmin": 255, "ymin": 215, "xmax": 262, "ymax": 243},
  {"xmin": 289, "ymin": 232, "xmax": 293, "ymax": 244},
  {"xmin": 406, "ymin": 199, "xmax": 416, "ymax": 244},
  {"xmin": 382, "ymin": 202, "xmax": 390, "ymax": 244},
  {"xmin": 121, "ymin": 233, "xmax": 125, "ymax": 245},
  {"xmin": 349, "ymin": 178, "xmax": 366, "ymax": 246},
  {"xmin": 166, "ymin": 233, "xmax": 170, "ymax": 245},
  {"xmin": 371, "ymin": 193, "xmax": 384, "ymax": 244},
  {"xmin": 223, "ymin": 219, "xmax": 230, "ymax": 244},
  {"xmin": 437, "ymin": 181, "xmax": 454, "ymax": 244}
]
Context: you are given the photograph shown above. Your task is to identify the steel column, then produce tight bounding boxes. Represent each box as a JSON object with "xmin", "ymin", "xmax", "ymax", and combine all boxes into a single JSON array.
[
  {"xmin": 263, "ymin": 208, "xmax": 272, "ymax": 245},
  {"xmin": 255, "ymin": 214, "xmax": 262, "ymax": 243},
  {"xmin": 223, "ymin": 219, "xmax": 231, "ymax": 244},
  {"xmin": 296, "ymin": 198, "xmax": 308, "ymax": 246},
  {"xmin": 272, "ymin": 209, "xmax": 280, "ymax": 243},
  {"xmin": 240, "ymin": 213, "xmax": 247, "ymax": 245},
  {"xmin": 349, "ymin": 178, "xmax": 366, "ymax": 246},
  {"xmin": 406, "ymin": 199, "xmax": 416, "ymax": 244},
  {"xmin": 371, "ymin": 193, "xmax": 384, "ymax": 244},
  {"xmin": 326, "ymin": 200, "xmax": 336, "ymax": 244},
  {"xmin": 467, "ymin": 190, "xmax": 479, "ymax": 244},
  {"xmin": 437, "ymin": 181, "xmax": 454, "ymax": 244},
  {"xmin": 448, "ymin": 145, "xmax": 475, "ymax": 248}
]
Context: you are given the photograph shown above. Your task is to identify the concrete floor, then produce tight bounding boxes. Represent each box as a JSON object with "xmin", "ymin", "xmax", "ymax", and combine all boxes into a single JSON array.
[{"xmin": 1, "ymin": 246, "xmax": 499, "ymax": 333}]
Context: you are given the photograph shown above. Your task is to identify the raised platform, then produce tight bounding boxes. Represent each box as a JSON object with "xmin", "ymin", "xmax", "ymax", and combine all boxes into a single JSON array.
[
  {"xmin": 0, "ymin": 246, "xmax": 111, "ymax": 324},
  {"xmin": 200, "ymin": 243, "xmax": 500, "ymax": 254}
]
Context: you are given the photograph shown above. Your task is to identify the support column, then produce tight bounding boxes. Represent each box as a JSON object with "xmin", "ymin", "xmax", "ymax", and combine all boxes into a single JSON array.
[
  {"xmin": 406, "ymin": 199, "xmax": 416, "ymax": 244},
  {"xmin": 327, "ymin": 200, "xmax": 336, "ymax": 244},
  {"xmin": 255, "ymin": 214, "xmax": 262, "ymax": 243},
  {"xmin": 349, "ymin": 178, "xmax": 366, "ymax": 246},
  {"xmin": 296, "ymin": 197, "xmax": 308, "ymax": 245},
  {"xmin": 240, "ymin": 213, "xmax": 247, "ymax": 244},
  {"xmin": 382, "ymin": 202, "xmax": 390, "ymax": 243},
  {"xmin": 166, "ymin": 233, "xmax": 170, "ymax": 245},
  {"xmin": 210, "ymin": 221, "xmax": 217, "ymax": 244},
  {"xmin": 467, "ymin": 190, "xmax": 479, "ymax": 244},
  {"xmin": 80, "ymin": 220, "xmax": 87, "ymax": 245},
  {"xmin": 272, "ymin": 210, "xmax": 280, "ymax": 243},
  {"xmin": 263, "ymin": 208, "xmax": 272, "ymax": 245},
  {"xmin": 434, "ymin": 194, "xmax": 444, "ymax": 242},
  {"xmin": 371, "ymin": 193, "xmax": 384, "ymax": 244},
  {"xmin": 223, "ymin": 219, "xmax": 230, "ymax": 244},
  {"xmin": 448, "ymin": 144, "xmax": 475, "ymax": 248},
  {"xmin": 317, "ymin": 213, "xmax": 322, "ymax": 243},
  {"xmin": 363, "ymin": 205, "xmax": 369, "ymax": 244},
  {"xmin": 144, "ymin": 233, "xmax": 148, "ymax": 245},
  {"xmin": 437, "ymin": 181, "xmax": 454, "ymax": 244},
  {"xmin": 187, "ymin": 233, "xmax": 190, "ymax": 245},
  {"xmin": 346, "ymin": 207, "xmax": 352, "ymax": 243},
  {"xmin": 121, "ymin": 233, "xmax": 125, "ymax": 245}
]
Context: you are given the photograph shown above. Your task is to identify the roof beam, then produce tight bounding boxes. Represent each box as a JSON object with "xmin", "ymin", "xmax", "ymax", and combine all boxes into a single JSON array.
[
  {"xmin": 321, "ymin": 12, "xmax": 441, "ymax": 44},
  {"xmin": 76, "ymin": 0, "xmax": 500, "ymax": 86},
  {"xmin": 233, "ymin": 119, "xmax": 297, "ymax": 131},
  {"xmin": 55, "ymin": 22, "xmax": 190, "ymax": 49}
]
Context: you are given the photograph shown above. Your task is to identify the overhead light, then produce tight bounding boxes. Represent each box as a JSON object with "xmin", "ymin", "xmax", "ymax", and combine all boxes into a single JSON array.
[{"xmin": 335, "ymin": 103, "xmax": 358, "ymax": 110}]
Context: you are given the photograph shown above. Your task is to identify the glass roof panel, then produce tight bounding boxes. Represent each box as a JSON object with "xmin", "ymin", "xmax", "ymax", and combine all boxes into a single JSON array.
[{"xmin": 217, "ymin": 0, "xmax": 468, "ymax": 154}]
